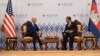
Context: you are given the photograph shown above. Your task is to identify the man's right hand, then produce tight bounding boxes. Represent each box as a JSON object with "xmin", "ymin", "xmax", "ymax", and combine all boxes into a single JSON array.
[
  {"xmin": 65, "ymin": 30, "xmax": 73, "ymax": 33},
  {"xmin": 65, "ymin": 30, "xmax": 70, "ymax": 32},
  {"xmin": 69, "ymin": 30, "xmax": 73, "ymax": 33}
]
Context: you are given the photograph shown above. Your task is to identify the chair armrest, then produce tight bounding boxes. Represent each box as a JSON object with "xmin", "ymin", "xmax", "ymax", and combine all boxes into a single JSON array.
[
  {"xmin": 38, "ymin": 31, "xmax": 42, "ymax": 37},
  {"xmin": 77, "ymin": 31, "xmax": 82, "ymax": 37},
  {"xmin": 22, "ymin": 32, "xmax": 26, "ymax": 38},
  {"xmin": 62, "ymin": 32, "xmax": 64, "ymax": 35},
  {"xmin": 62, "ymin": 32, "xmax": 66, "ymax": 36}
]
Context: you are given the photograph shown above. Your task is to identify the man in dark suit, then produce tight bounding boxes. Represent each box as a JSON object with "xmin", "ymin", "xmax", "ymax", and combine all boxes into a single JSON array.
[
  {"xmin": 63, "ymin": 16, "xmax": 78, "ymax": 50},
  {"xmin": 25, "ymin": 17, "xmax": 42, "ymax": 50}
]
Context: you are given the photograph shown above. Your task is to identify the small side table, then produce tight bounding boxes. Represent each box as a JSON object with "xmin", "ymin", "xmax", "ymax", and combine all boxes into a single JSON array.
[
  {"xmin": 44, "ymin": 36, "xmax": 59, "ymax": 50},
  {"xmin": 83, "ymin": 36, "xmax": 96, "ymax": 50}
]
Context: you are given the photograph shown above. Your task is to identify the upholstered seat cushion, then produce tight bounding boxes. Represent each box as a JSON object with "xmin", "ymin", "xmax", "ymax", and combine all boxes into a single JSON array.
[
  {"xmin": 22, "ymin": 37, "xmax": 33, "ymax": 41},
  {"xmin": 61, "ymin": 36, "xmax": 81, "ymax": 42},
  {"xmin": 7, "ymin": 39, "xmax": 17, "ymax": 42}
]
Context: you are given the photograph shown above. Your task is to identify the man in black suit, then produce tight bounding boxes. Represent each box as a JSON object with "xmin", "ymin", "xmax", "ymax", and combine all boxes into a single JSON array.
[
  {"xmin": 26, "ymin": 17, "xmax": 42, "ymax": 50},
  {"xmin": 63, "ymin": 16, "xmax": 78, "ymax": 50}
]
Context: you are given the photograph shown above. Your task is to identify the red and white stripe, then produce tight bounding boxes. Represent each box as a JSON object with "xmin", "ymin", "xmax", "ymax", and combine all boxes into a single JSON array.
[{"xmin": 2, "ymin": 13, "xmax": 16, "ymax": 38}]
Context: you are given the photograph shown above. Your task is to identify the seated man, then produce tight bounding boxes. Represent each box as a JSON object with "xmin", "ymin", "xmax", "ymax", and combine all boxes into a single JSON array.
[
  {"xmin": 63, "ymin": 16, "xmax": 78, "ymax": 50},
  {"xmin": 25, "ymin": 17, "xmax": 42, "ymax": 50}
]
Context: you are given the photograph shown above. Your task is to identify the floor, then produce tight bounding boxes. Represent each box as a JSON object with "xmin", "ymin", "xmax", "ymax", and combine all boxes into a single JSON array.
[{"xmin": 0, "ymin": 50, "xmax": 100, "ymax": 56}]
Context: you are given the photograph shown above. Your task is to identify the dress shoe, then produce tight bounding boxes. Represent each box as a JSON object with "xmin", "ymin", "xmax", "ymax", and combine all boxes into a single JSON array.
[
  {"xmin": 40, "ymin": 46, "xmax": 43, "ymax": 50},
  {"xmin": 69, "ymin": 48, "xmax": 73, "ymax": 51},
  {"xmin": 62, "ymin": 48, "xmax": 67, "ymax": 50},
  {"xmin": 33, "ymin": 48, "xmax": 37, "ymax": 51}
]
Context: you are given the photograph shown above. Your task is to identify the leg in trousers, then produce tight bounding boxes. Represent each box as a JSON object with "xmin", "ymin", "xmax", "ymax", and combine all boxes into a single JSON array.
[
  {"xmin": 63, "ymin": 34, "xmax": 69, "ymax": 50},
  {"xmin": 35, "ymin": 34, "xmax": 43, "ymax": 50},
  {"xmin": 32, "ymin": 36, "xmax": 37, "ymax": 50},
  {"xmin": 69, "ymin": 33, "xmax": 76, "ymax": 50}
]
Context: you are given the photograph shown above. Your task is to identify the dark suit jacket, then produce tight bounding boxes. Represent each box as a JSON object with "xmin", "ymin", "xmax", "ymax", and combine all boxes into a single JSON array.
[
  {"xmin": 64, "ymin": 22, "xmax": 78, "ymax": 34},
  {"xmin": 26, "ymin": 21, "xmax": 39, "ymax": 36}
]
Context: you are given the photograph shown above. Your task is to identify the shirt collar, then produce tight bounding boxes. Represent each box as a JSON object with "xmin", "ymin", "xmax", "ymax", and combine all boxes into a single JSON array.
[
  {"xmin": 31, "ymin": 21, "xmax": 34, "ymax": 24},
  {"xmin": 69, "ymin": 21, "xmax": 71, "ymax": 25},
  {"xmin": 67, "ymin": 21, "xmax": 71, "ymax": 26}
]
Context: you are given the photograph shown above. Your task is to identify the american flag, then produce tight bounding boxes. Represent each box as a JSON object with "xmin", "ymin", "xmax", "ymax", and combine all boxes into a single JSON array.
[{"xmin": 2, "ymin": 0, "xmax": 16, "ymax": 38}]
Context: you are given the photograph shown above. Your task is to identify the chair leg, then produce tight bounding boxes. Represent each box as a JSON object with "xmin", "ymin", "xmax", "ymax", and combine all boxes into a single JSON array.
[
  {"xmin": 6, "ymin": 40, "xmax": 9, "ymax": 50},
  {"xmin": 13, "ymin": 40, "xmax": 17, "ymax": 50},
  {"xmin": 95, "ymin": 39, "xmax": 99, "ymax": 49},
  {"xmin": 22, "ymin": 41, "xmax": 27, "ymax": 50},
  {"xmin": 61, "ymin": 40, "xmax": 67, "ymax": 50},
  {"xmin": 45, "ymin": 42, "xmax": 48, "ymax": 50},
  {"xmin": 56, "ymin": 42, "xmax": 59, "ymax": 50},
  {"xmin": 77, "ymin": 41, "xmax": 82, "ymax": 50},
  {"xmin": 61, "ymin": 40, "xmax": 64, "ymax": 50},
  {"xmin": 83, "ymin": 38, "xmax": 87, "ymax": 50},
  {"xmin": 6, "ymin": 39, "xmax": 11, "ymax": 51},
  {"xmin": 39, "ymin": 44, "xmax": 43, "ymax": 50},
  {"xmin": 91, "ymin": 38, "xmax": 96, "ymax": 50}
]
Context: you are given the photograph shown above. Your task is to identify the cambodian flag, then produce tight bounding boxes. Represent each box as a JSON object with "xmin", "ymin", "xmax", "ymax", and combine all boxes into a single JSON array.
[{"xmin": 88, "ymin": 0, "xmax": 100, "ymax": 38}]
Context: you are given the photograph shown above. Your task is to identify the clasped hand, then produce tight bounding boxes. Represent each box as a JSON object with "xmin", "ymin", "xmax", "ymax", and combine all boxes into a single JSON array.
[{"xmin": 65, "ymin": 30, "xmax": 73, "ymax": 33}]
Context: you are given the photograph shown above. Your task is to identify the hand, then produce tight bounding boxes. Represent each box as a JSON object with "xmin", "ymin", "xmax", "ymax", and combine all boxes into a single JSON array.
[
  {"xmin": 69, "ymin": 30, "xmax": 73, "ymax": 33},
  {"xmin": 37, "ymin": 31, "xmax": 42, "ymax": 34},
  {"xmin": 37, "ymin": 31, "xmax": 42, "ymax": 37},
  {"xmin": 65, "ymin": 30, "xmax": 70, "ymax": 32}
]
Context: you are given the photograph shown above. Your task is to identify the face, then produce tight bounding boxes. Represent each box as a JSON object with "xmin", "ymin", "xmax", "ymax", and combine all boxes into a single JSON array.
[
  {"xmin": 66, "ymin": 18, "xmax": 70, "ymax": 24},
  {"xmin": 32, "ymin": 17, "xmax": 37, "ymax": 24}
]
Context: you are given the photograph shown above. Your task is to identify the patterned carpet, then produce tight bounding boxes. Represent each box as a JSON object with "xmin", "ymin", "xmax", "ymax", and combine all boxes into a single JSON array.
[{"xmin": 0, "ymin": 50, "xmax": 100, "ymax": 56}]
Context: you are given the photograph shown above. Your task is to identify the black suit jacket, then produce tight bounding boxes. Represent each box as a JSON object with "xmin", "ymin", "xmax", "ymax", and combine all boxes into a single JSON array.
[
  {"xmin": 26, "ymin": 21, "xmax": 39, "ymax": 36},
  {"xmin": 64, "ymin": 22, "xmax": 78, "ymax": 34}
]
